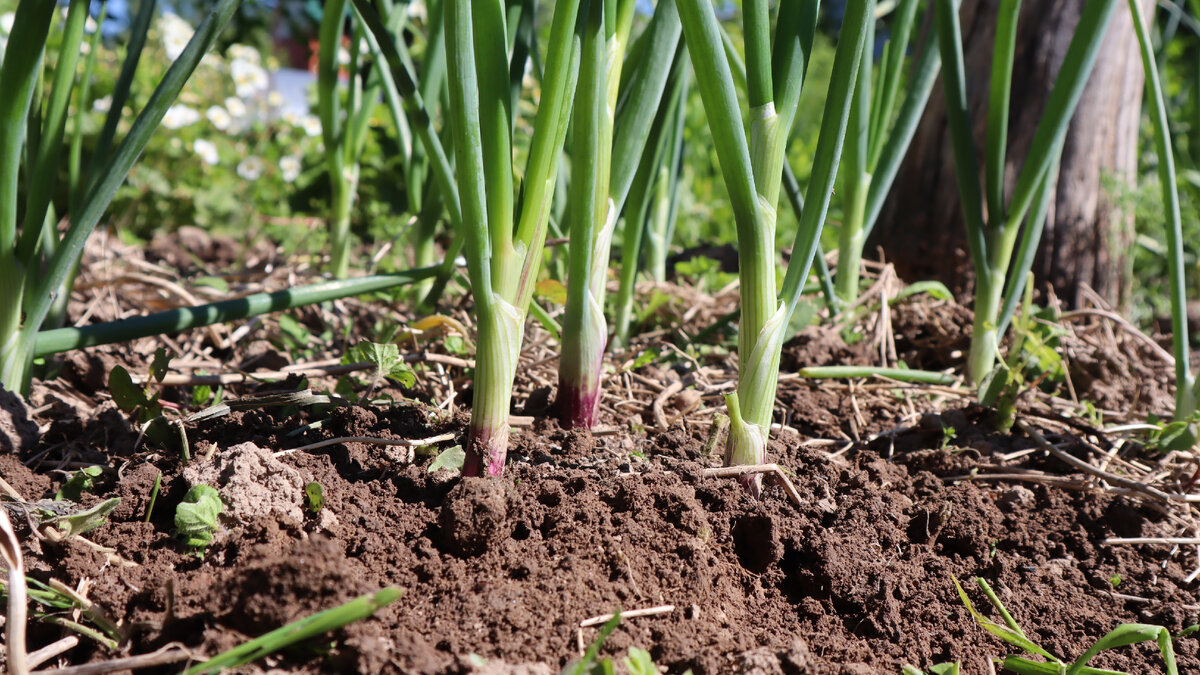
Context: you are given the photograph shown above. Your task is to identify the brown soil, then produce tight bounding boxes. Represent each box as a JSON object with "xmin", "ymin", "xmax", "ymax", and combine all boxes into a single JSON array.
[{"xmin": 4, "ymin": 250, "xmax": 1199, "ymax": 674}]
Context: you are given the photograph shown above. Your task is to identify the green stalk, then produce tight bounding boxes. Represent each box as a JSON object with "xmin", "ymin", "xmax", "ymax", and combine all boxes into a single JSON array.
[
  {"xmin": 1129, "ymin": 0, "xmax": 1196, "ymax": 418},
  {"xmin": 835, "ymin": 19, "xmax": 875, "ymax": 303},
  {"xmin": 647, "ymin": 57, "xmax": 688, "ymax": 284},
  {"xmin": 985, "ymin": 0, "xmax": 1020, "ymax": 226},
  {"xmin": 35, "ymin": 268, "xmax": 438, "ymax": 356},
  {"xmin": 0, "ymin": 0, "xmax": 55, "ymax": 391},
  {"xmin": 318, "ymin": 0, "xmax": 354, "ymax": 278},
  {"xmin": 17, "ymin": 0, "xmax": 89, "ymax": 263},
  {"xmin": 446, "ymin": 0, "xmax": 583, "ymax": 476},
  {"xmin": 681, "ymin": 0, "xmax": 870, "ymax": 496},
  {"xmin": 4, "ymin": 0, "xmax": 242, "ymax": 393},
  {"xmin": 935, "ymin": 0, "xmax": 1118, "ymax": 383},
  {"xmin": 69, "ymin": 4, "xmax": 107, "ymax": 216},
  {"xmin": 558, "ymin": 0, "xmax": 611, "ymax": 429}
]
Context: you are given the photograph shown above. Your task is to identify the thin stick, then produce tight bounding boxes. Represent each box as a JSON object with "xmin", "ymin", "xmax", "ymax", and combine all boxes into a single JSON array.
[
  {"xmin": 1016, "ymin": 419, "xmax": 1200, "ymax": 503},
  {"xmin": 579, "ymin": 604, "xmax": 675, "ymax": 627},
  {"xmin": 1103, "ymin": 537, "xmax": 1200, "ymax": 546},
  {"xmin": 1059, "ymin": 309, "xmax": 1175, "ymax": 365},
  {"xmin": 703, "ymin": 464, "xmax": 804, "ymax": 508},
  {"xmin": 30, "ymin": 643, "xmax": 194, "ymax": 675},
  {"xmin": 275, "ymin": 432, "xmax": 457, "ymax": 457},
  {"xmin": 26, "ymin": 637, "xmax": 79, "ymax": 670}
]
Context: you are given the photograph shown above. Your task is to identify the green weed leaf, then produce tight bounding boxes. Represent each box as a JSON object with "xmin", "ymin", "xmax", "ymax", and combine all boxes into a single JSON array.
[
  {"xmin": 56, "ymin": 466, "xmax": 103, "ymax": 502},
  {"xmin": 175, "ymin": 484, "xmax": 223, "ymax": 550},
  {"xmin": 51, "ymin": 498, "xmax": 121, "ymax": 537},
  {"xmin": 346, "ymin": 340, "xmax": 416, "ymax": 388},
  {"xmin": 109, "ymin": 365, "xmax": 147, "ymax": 412},
  {"xmin": 428, "ymin": 445, "xmax": 466, "ymax": 473},
  {"xmin": 304, "ymin": 482, "xmax": 325, "ymax": 512},
  {"xmin": 149, "ymin": 347, "xmax": 172, "ymax": 383},
  {"xmin": 623, "ymin": 647, "xmax": 658, "ymax": 675}
]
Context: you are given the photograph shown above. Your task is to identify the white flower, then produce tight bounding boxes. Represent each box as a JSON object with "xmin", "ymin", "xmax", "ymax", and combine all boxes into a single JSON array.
[
  {"xmin": 281, "ymin": 110, "xmax": 301, "ymax": 127},
  {"xmin": 93, "ymin": 95, "xmax": 112, "ymax": 113},
  {"xmin": 194, "ymin": 139, "xmax": 219, "ymax": 166},
  {"xmin": 80, "ymin": 41, "xmax": 91, "ymax": 55},
  {"xmin": 162, "ymin": 104, "xmax": 200, "ymax": 130},
  {"xmin": 408, "ymin": 1, "xmax": 427, "ymax": 22},
  {"xmin": 206, "ymin": 106, "xmax": 232, "ymax": 131},
  {"xmin": 267, "ymin": 90, "xmax": 283, "ymax": 108},
  {"xmin": 160, "ymin": 12, "xmax": 193, "ymax": 61},
  {"xmin": 337, "ymin": 46, "xmax": 351, "ymax": 67},
  {"xmin": 279, "ymin": 155, "xmax": 301, "ymax": 183},
  {"xmin": 302, "ymin": 114, "xmax": 322, "ymax": 138},
  {"xmin": 224, "ymin": 96, "xmax": 247, "ymax": 119},
  {"xmin": 237, "ymin": 156, "xmax": 264, "ymax": 180},
  {"xmin": 227, "ymin": 44, "xmax": 261, "ymax": 65},
  {"xmin": 85, "ymin": 15, "xmax": 98, "ymax": 34},
  {"xmin": 231, "ymin": 58, "xmax": 269, "ymax": 98},
  {"xmin": 0, "ymin": 12, "xmax": 15, "ymax": 35}
]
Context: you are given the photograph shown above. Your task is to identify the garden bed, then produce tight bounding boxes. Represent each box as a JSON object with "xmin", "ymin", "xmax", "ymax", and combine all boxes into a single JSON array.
[{"xmin": 4, "ymin": 238, "xmax": 1199, "ymax": 674}]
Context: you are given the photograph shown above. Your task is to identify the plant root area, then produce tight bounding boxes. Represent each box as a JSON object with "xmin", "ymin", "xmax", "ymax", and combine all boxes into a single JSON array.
[{"xmin": 4, "ymin": 239, "xmax": 1200, "ymax": 673}]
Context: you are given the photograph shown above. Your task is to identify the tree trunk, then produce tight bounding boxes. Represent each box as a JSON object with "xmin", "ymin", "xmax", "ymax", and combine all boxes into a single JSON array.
[{"xmin": 872, "ymin": 0, "xmax": 1149, "ymax": 309}]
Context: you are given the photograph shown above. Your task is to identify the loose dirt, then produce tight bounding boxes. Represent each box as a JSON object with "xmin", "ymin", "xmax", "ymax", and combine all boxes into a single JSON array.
[{"xmin": 3, "ymin": 256, "xmax": 1198, "ymax": 674}]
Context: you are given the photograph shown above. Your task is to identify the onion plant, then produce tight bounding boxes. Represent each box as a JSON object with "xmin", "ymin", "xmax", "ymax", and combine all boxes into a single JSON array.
[
  {"xmin": 1129, "ymin": 0, "xmax": 1200, "ymax": 421},
  {"xmin": 443, "ymin": 0, "xmax": 584, "ymax": 475},
  {"xmin": 933, "ymin": 0, "xmax": 1118, "ymax": 383},
  {"xmin": 679, "ymin": 0, "xmax": 871, "ymax": 495},
  {"xmin": 835, "ymin": 0, "xmax": 941, "ymax": 304},
  {"xmin": 611, "ymin": 46, "xmax": 690, "ymax": 348},
  {"xmin": 557, "ymin": 0, "xmax": 682, "ymax": 428},
  {"xmin": 317, "ymin": 1, "xmax": 382, "ymax": 278},
  {"xmin": 0, "ymin": 0, "xmax": 241, "ymax": 393}
]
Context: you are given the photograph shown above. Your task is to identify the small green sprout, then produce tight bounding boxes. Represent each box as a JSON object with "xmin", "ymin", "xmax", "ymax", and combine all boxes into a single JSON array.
[
  {"xmin": 304, "ymin": 482, "xmax": 325, "ymax": 513},
  {"xmin": 175, "ymin": 484, "xmax": 223, "ymax": 553},
  {"xmin": 144, "ymin": 471, "xmax": 162, "ymax": 523},
  {"xmin": 181, "ymin": 587, "xmax": 402, "ymax": 675},
  {"xmin": 940, "ymin": 425, "xmax": 958, "ymax": 450},
  {"xmin": 427, "ymin": 445, "xmax": 466, "ymax": 474},
  {"xmin": 901, "ymin": 664, "xmax": 960, "ymax": 675},
  {"xmin": 55, "ymin": 465, "xmax": 103, "ymax": 501},
  {"xmin": 954, "ymin": 575, "xmax": 1183, "ymax": 674}
]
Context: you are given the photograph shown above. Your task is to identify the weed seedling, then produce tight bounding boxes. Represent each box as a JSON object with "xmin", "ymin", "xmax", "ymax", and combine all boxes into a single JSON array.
[
  {"xmin": 304, "ymin": 482, "xmax": 325, "ymax": 513},
  {"xmin": 954, "ymin": 576, "xmax": 1184, "ymax": 674},
  {"xmin": 174, "ymin": 484, "xmax": 223, "ymax": 555},
  {"xmin": 55, "ymin": 466, "xmax": 103, "ymax": 502}
]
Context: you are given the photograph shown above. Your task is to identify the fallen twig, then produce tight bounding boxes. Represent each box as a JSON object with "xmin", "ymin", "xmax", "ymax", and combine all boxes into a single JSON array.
[
  {"xmin": 703, "ymin": 464, "xmax": 804, "ymax": 509},
  {"xmin": 31, "ymin": 643, "xmax": 194, "ymax": 675},
  {"xmin": 275, "ymin": 432, "xmax": 457, "ymax": 457},
  {"xmin": 1016, "ymin": 419, "xmax": 1200, "ymax": 504},
  {"xmin": 580, "ymin": 604, "xmax": 675, "ymax": 627}
]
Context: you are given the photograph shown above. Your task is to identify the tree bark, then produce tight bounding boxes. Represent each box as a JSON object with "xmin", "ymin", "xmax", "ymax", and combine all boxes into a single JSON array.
[{"xmin": 872, "ymin": 0, "xmax": 1149, "ymax": 309}]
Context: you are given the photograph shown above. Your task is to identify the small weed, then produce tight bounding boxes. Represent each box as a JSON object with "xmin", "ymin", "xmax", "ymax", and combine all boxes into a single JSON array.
[
  {"xmin": 55, "ymin": 466, "xmax": 103, "ymax": 501},
  {"xmin": 954, "ymin": 575, "xmax": 1185, "ymax": 674},
  {"xmin": 428, "ymin": 445, "xmax": 466, "ymax": 473},
  {"xmin": 304, "ymin": 482, "xmax": 326, "ymax": 512},
  {"xmin": 175, "ymin": 484, "xmax": 223, "ymax": 555}
]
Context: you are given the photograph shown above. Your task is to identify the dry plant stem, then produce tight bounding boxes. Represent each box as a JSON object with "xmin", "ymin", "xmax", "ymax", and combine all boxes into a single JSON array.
[
  {"xmin": 29, "ymin": 644, "xmax": 194, "ymax": 675},
  {"xmin": 1103, "ymin": 537, "xmax": 1200, "ymax": 546},
  {"xmin": 276, "ymin": 432, "xmax": 456, "ymax": 457},
  {"xmin": 26, "ymin": 637, "xmax": 79, "ymax": 670},
  {"xmin": 579, "ymin": 604, "xmax": 675, "ymax": 627},
  {"xmin": 1016, "ymin": 419, "xmax": 1200, "ymax": 503},
  {"xmin": 702, "ymin": 464, "xmax": 803, "ymax": 508},
  {"xmin": 1059, "ymin": 309, "xmax": 1175, "ymax": 366},
  {"xmin": 1, "ymin": 508, "xmax": 28, "ymax": 675}
]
